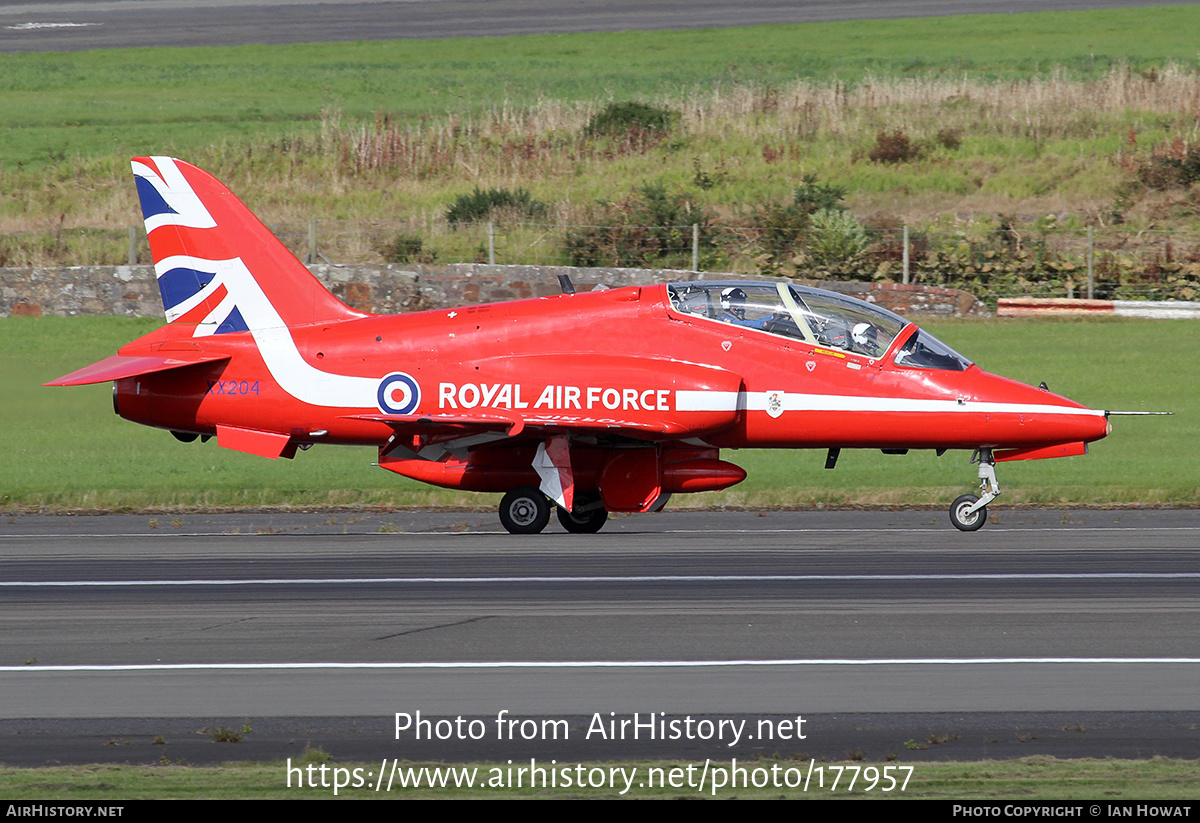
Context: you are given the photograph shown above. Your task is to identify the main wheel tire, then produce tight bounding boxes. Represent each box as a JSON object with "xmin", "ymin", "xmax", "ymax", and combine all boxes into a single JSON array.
[
  {"xmin": 949, "ymin": 494, "xmax": 987, "ymax": 532},
  {"xmin": 557, "ymin": 505, "xmax": 608, "ymax": 534},
  {"xmin": 499, "ymin": 487, "xmax": 551, "ymax": 534}
]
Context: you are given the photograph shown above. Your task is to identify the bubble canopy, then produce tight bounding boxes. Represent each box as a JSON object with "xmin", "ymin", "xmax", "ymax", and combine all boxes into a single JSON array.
[{"xmin": 667, "ymin": 281, "xmax": 972, "ymax": 370}]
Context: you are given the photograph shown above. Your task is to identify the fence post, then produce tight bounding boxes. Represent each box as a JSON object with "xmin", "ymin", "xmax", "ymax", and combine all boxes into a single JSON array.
[
  {"xmin": 1086, "ymin": 226, "xmax": 1094, "ymax": 300},
  {"xmin": 902, "ymin": 225, "xmax": 910, "ymax": 285},
  {"xmin": 128, "ymin": 226, "xmax": 137, "ymax": 265},
  {"xmin": 692, "ymin": 224, "xmax": 699, "ymax": 271},
  {"xmin": 488, "ymin": 221, "xmax": 496, "ymax": 265},
  {"xmin": 306, "ymin": 219, "xmax": 317, "ymax": 264}
]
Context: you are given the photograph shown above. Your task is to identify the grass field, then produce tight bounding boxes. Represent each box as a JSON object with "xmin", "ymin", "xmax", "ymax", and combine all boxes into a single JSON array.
[
  {"xmin": 1, "ymin": 756, "xmax": 1198, "ymax": 799},
  {"xmin": 5, "ymin": 6, "xmax": 1199, "ymax": 171},
  {"xmin": 3, "ymin": 315, "xmax": 1192, "ymax": 513}
]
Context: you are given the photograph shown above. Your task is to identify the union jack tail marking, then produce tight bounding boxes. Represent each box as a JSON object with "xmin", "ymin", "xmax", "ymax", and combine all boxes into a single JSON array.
[{"xmin": 132, "ymin": 156, "xmax": 363, "ymax": 335}]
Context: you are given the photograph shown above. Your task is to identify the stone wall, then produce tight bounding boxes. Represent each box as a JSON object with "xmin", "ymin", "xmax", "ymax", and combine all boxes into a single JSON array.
[{"xmin": 0, "ymin": 263, "xmax": 989, "ymax": 319}]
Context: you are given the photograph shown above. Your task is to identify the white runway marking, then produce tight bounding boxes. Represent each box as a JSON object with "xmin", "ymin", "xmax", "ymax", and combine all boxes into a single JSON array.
[
  {"xmin": 3, "ymin": 571, "xmax": 1199, "ymax": 587},
  {"xmin": 4, "ymin": 21, "xmax": 100, "ymax": 29},
  {"xmin": 4, "ymin": 657, "xmax": 1200, "ymax": 673}
]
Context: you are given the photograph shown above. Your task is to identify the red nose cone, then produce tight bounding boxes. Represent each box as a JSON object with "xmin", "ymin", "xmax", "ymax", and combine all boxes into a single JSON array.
[{"xmin": 963, "ymin": 368, "xmax": 1109, "ymax": 448}]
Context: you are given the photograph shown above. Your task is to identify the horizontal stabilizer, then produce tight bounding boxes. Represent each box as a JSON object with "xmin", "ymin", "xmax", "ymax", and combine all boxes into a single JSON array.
[{"xmin": 45, "ymin": 352, "xmax": 230, "ymax": 387}]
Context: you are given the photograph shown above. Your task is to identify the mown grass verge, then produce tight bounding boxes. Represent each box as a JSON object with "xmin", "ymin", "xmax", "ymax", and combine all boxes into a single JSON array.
[
  {"xmin": 5, "ymin": 6, "xmax": 1200, "ymax": 171},
  {"xmin": 0, "ymin": 757, "xmax": 1196, "ymax": 799},
  {"xmin": 2, "ymin": 315, "xmax": 1192, "ymax": 513}
]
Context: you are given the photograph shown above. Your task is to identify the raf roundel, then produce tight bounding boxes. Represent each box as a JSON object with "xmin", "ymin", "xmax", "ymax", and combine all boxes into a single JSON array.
[{"xmin": 377, "ymin": 372, "xmax": 422, "ymax": 415}]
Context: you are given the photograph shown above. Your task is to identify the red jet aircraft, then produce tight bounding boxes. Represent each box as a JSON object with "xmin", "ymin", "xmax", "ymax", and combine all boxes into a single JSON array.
[{"xmin": 48, "ymin": 157, "xmax": 1114, "ymax": 532}]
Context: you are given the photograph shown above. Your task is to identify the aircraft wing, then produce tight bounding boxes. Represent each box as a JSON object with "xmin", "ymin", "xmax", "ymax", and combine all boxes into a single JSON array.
[
  {"xmin": 45, "ymin": 352, "xmax": 232, "ymax": 386},
  {"xmin": 344, "ymin": 410, "xmax": 729, "ymax": 439}
]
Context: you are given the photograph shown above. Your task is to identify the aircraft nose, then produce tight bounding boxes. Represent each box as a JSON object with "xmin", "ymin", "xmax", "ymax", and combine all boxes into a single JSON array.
[{"xmin": 966, "ymin": 368, "xmax": 1109, "ymax": 445}]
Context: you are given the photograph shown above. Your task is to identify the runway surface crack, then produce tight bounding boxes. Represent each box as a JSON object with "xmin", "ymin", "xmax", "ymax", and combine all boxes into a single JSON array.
[
  {"xmin": 373, "ymin": 616, "xmax": 493, "ymax": 641},
  {"xmin": 140, "ymin": 616, "xmax": 257, "ymax": 640}
]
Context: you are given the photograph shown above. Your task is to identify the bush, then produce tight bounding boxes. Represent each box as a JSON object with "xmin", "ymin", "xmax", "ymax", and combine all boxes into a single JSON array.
[
  {"xmin": 563, "ymin": 181, "xmax": 713, "ymax": 268},
  {"xmin": 1136, "ymin": 141, "xmax": 1200, "ymax": 190},
  {"xmin": 747, "ymin": 201, "xmax": 810, "ymax": 274},
  {"xmin": 935, "ymin": 127, "xmax": 964, "ymax": 151},
  {"xmin": 445, "ymin": 187, "xmax": 548, "ymax": 227},
  {"xmin": 806, "ymin": 208, "xmax": 871, "ymax": 267},
  {"xmin": 793, "ymin": 174, "xmax": 848, "ymax": 213},
  {"xmin": 376, "ymin": 231, "xmax": 435, "ymax": 264},
  {"xmin": 584, "ymin": 101, "xmax": 677, "ymax": 138},
  {"xmin": 868, "ymin": 129, "xmax": 923, "ymax": 164},
  {"xmin": 745, "ymin": 175, "xmax": 849, "ymax": 274}
]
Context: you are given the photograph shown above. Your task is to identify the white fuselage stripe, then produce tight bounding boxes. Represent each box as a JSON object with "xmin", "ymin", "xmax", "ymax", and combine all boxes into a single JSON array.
[
  {"xmin": 675, "ymin": 390, "xmax": 1103, "ymax": 416},
  {"xmin": 159, "ymin": 254, "xmax": 379, "ymax": 408}
]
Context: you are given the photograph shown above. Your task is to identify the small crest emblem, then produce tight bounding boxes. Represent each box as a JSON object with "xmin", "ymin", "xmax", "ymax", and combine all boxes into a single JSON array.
[
  {"xmin": 766, "ymin": 390, "xmax": 785, "ymax": 419},
  {"xmin": 721, "ymin": 340, "xmax": 732, "ymax": 351},
  {"xmin": 805, "ymin": 361, "xmax": 816, "ymax": 372}
]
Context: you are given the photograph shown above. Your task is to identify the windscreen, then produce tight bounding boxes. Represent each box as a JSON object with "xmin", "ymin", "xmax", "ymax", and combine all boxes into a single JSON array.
[{"xmin": 893, "ymin": 329, "xmax": 973, "ymax": 371}]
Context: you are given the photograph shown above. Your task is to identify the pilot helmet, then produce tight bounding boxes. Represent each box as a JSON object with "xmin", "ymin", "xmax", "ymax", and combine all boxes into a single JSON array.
[
  {"xmin": 851, "ymin": 322, "xmax": 878, "ymax": 350},
  {"xmin": 720, "ymin": 287, "xmax": 747, "ymax": 320}
]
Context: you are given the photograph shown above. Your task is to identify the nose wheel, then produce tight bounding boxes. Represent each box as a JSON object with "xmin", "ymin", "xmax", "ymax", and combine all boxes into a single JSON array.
[
  {"xmin": 950, "ymin": 494, "xmax": 987, "ymax": 531},
  {"xmin": 949, "ymin": 449, "xmax": 1001, "ymax": 532}
]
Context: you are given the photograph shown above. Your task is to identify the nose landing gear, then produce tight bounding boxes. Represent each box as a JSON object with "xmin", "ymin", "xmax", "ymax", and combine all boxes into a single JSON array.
[{"xmin": 949, "ymin": 449, "xmax": 1001, "ymax": 532}]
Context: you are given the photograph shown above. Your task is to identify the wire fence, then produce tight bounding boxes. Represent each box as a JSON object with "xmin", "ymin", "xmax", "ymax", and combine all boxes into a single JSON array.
[{"xmin": 5, "ymin": 221, "xmax": 1199, "ymax": 303}]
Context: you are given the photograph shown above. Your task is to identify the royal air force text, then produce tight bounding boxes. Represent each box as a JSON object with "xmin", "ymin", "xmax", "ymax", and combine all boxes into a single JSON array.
[{"xmin": 439, "ymin": 383, "xmax": 671, "ymax": 412}]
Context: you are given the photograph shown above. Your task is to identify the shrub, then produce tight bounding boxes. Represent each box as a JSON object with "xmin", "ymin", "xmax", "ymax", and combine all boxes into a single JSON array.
[
  {"xmin": 584, "ymin": 101, "xmax": 677, "ymax": 138},
  {"xmin": 563, "ymin": 181, "xmax": 713, "ymax": 268},
  {"xmin": 445, "ymin": 187, "xmax": 548, "ymax": 227},
  {"xmin": 793, "ymin": 174, "xmax": 848, "ymax": 213},
  {"xmin": 376, "ymin": 232, "xmax": 435, "ymax": 264},
  {"xmin": 1136, "ymin": 141, "xmax": 1200, "ymax": 190},
  {"xmin": 745, "ymin": 175, "xmax": 849, "ymax": 274},
  {"xmin": 868, "ymin": 129, "xmax": 923, "ymax": 164},
  {"xmin": 935, "ymin": 127, "xmax": 964, "ymax": 151},
  {"xmin": 806, "ymin": 208, "xmax": 871, "ymax": 267},
  {"xmin": 747, "ymin": 200, "xmax": 810, "ymax": 274}
]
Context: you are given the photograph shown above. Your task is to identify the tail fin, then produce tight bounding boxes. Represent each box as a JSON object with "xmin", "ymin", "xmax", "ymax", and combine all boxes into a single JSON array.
[{"xmin": 132, "ymin": 156, "xmax": 364, "ymax": 335}]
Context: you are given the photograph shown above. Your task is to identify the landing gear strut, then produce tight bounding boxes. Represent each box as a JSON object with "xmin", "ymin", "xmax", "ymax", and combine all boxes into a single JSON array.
[{"xmin": 949, "ymin": 449, "xmax": 1001, "ymax": 532}]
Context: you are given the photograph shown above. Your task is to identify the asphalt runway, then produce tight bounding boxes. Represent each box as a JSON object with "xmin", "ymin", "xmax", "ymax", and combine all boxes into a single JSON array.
[
  {"xmin": 1, "ymin": 508, "xmax": 1197, "ymax": 766},
  {"xmin": 0, "ymin": 0, "xmax": 1192, "ymax": 52}
]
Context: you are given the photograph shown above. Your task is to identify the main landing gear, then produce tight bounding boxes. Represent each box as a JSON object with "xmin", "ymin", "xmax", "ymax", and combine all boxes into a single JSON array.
[
  {"xmin": 949, "ymin": 449, "xmax": 1001, "ymax": 532},
  {"xmin": 498, "ymin": 487, "xmax": 551, "ymax": 534},
  {"xmin": 556, "ymin": 492, "xmax": 608, "ymax": 534},
  {"xmin": 498, "ymin": 487, "xmax": 609, "ymax": 535}
]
